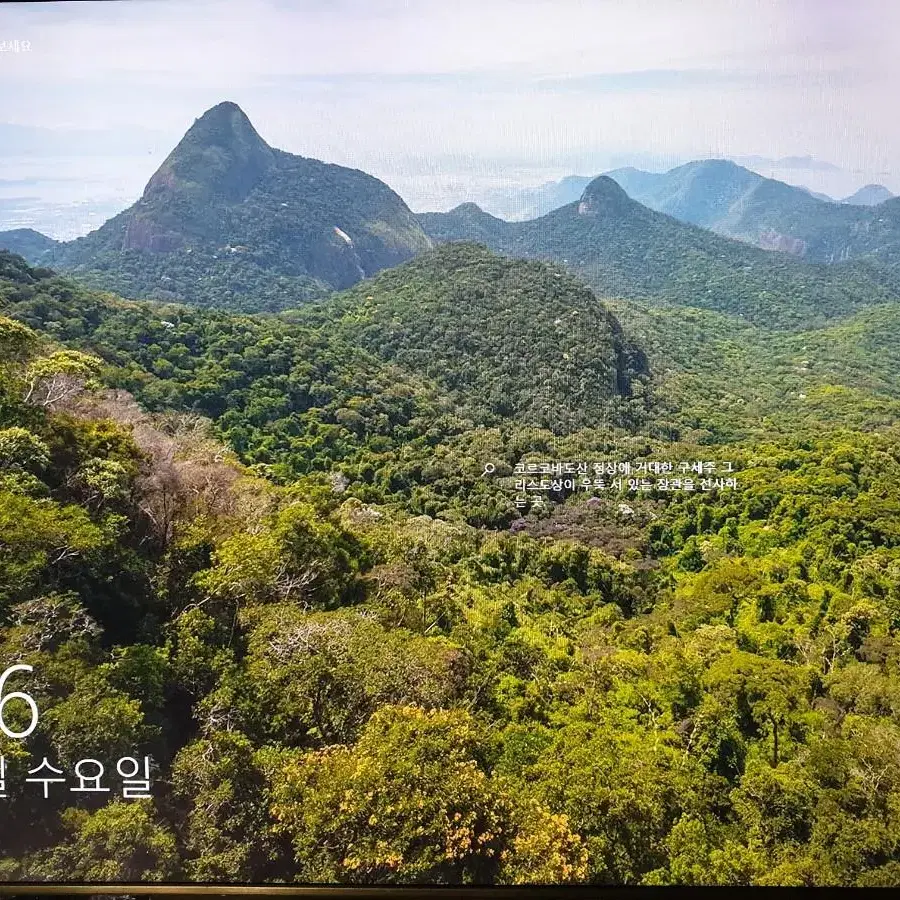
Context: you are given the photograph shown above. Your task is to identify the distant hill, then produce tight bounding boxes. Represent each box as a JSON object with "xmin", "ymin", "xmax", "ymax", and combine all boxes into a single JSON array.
[
  {"xmin": 603, "ymin": 159, "xmax": 900, "ymax": 266},
  {"xmin": 480, "ymin": 162, "xmax": 839, "ymax": 227},
  {"xmin": 605, "ymin": 160, "xmax": 767, "ymax": 231},
  {"xmin": 1, "ymin": 102, "xmax": 432, "ymax": 312},
  {"xmin": 732, "ymin": 154, "xmax": 841, "ymax": 172},
  {"xmin": 480, "ymin": 175, "xmax": 594, "ymax": 221},
  {"xmin": 842, "ymin": 184, "xmax": 894, "ymax": 206},
  {"xmin": 0, "ymin": 228, "xmax": 58, "ymax": 260},
  {"xmin": 417, "ymin": 203, "xmax": 508, "ymax": 246},
  {"xmin": 417, "ymin": 176, "xmax": 900, "ymax": 330}
]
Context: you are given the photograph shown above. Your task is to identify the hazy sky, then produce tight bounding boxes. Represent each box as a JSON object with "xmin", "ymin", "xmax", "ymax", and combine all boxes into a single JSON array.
[{"xmin": 1, "ymin": 0, "xmax": 898, "ymax": 231}]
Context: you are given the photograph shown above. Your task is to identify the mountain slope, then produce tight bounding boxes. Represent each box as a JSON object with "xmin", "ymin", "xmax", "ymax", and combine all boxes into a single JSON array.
[
  {"xmin": 800, "ymin": 187, "xmax": 834, "ymax": 202},
  {"xmin": 418, "ymin": 176, "xmax": 900, "ymax": 330},
  {"xmin": 605, "ymin": 159, "xmax": 900, "ymax": 265},
  {"xmin": 606, "ymin": 294, "xmax": 900, "ymax": 445},
  {"xmin": 0, "ymin": 228, "xmax": 58, "ymax": 260},
  {"xmin": 29, "ymin": 102, "xmax": 431, "ymax": 312},
  {"xmin": 1, "ymin": 244, "xmax": 649, "ymax": 446}
]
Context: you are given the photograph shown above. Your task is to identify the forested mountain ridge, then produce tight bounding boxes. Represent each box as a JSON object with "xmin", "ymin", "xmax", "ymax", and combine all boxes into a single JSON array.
[
  {"xmin": 605, "ymin": 159, "xmax": 900, "ymax": 265},
  {"xmin": 6, "ymin": 243, "xmax": 900, "ymax": 522},
  {"xmin": 0, "ymin": 247, "xmax": 651, "ymax": 524},
  {"xmin": 7, "ymin": 130, "xmax": 900, "ymax": 325},
  {"xmin": 418, "ymin": 176, "xmax": 900, "ymax": 329},
  {"xmin": 470, "ymin": 161, "xmax": 900, "ymax": 262},
  {"xmin": 292, "ymin": 243, "xmax": 650, "ymax": 433},
  {"xmin": 0, "ymin": 102, "xmax": 432, "ymax": 312}
]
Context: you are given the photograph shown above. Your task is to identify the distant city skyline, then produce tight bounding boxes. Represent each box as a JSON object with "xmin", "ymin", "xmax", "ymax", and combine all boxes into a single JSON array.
[{"xmin": 1, "ymin": 0, "xmax": 898, "ymax": 236}]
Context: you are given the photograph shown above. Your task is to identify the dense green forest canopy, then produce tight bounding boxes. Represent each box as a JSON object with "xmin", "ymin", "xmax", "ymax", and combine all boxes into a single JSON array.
[
  {"xmin": 419, "ymin": 177, "xmax": 900, "ymax": 330},
  {"xmin": 0, "ymin": 248, "xmax": 652, "ymax": 527},
  {"xmin": 4, "ymin": 264, "xmax": 900, "ymax": 884},
  {"xmin": 291, "ymin": 243, "xmax": 650, "ymax": 431},
  {"xmin": 5, "ymin": 246, "xmax": 900, "ymax": 523}
]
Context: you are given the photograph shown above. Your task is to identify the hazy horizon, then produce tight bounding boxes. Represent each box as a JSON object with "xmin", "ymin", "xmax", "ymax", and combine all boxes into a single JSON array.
[{"xmin": 1, "ymin": 0, "xmax": 898, "ymax": 237}]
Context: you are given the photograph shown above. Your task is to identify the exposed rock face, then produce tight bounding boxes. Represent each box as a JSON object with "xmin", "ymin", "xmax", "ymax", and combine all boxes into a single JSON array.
[
  {"xmin": 757, "ymin": 227, "xmax": 807, "ymax": 256},
  {"xmin": 122, "ymin": 217, "xmax": 183, "ymax": 252},
  {"xmin": 577, "ymin": 176, "xmax": 635, "ymax": 218}
]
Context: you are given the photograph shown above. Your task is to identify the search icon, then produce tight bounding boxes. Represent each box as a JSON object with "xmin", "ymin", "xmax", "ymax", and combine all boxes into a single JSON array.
[{"xmin": 481, "ymin": 462, "xmax": 496, "ymax": 477}]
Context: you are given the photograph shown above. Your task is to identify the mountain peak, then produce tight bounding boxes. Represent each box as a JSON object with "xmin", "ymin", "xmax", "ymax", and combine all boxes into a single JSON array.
[
  {"xmin": 843, "ymin": 184, "xmax": 894, "ymax": 206},
  {"xmin": 48, "ymin": 101, "xmax": 432, "ymax": 302},
  {"xmin": 142, "ymin": 100, "xmax": 275, "ymax": 205},
  {"xmin": 447, "ymin": 202, "xmax": 504, "ymax": 222},
  {"xmin": 578, "ymin": 175, "xmax": 633, "ymax": 216},
  {"xmin": 450, "ymin": 201, "xmax": 488, "ymax": 214},
  {"xmin": 202, "ymin": 99, "xmax": 249, "ymax": 118},
  {"xmin": 676, "ymin": 158, "xmax": 757, "ymax": 181},
  {"xmin": 184, "ymin": 101, "xmax": 265, "ymax": 145}
]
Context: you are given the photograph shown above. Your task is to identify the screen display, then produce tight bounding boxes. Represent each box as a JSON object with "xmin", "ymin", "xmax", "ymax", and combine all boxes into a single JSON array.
[{"xmin": 1, "ymin": 0, "xmax": 900, "ymax": 889}]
